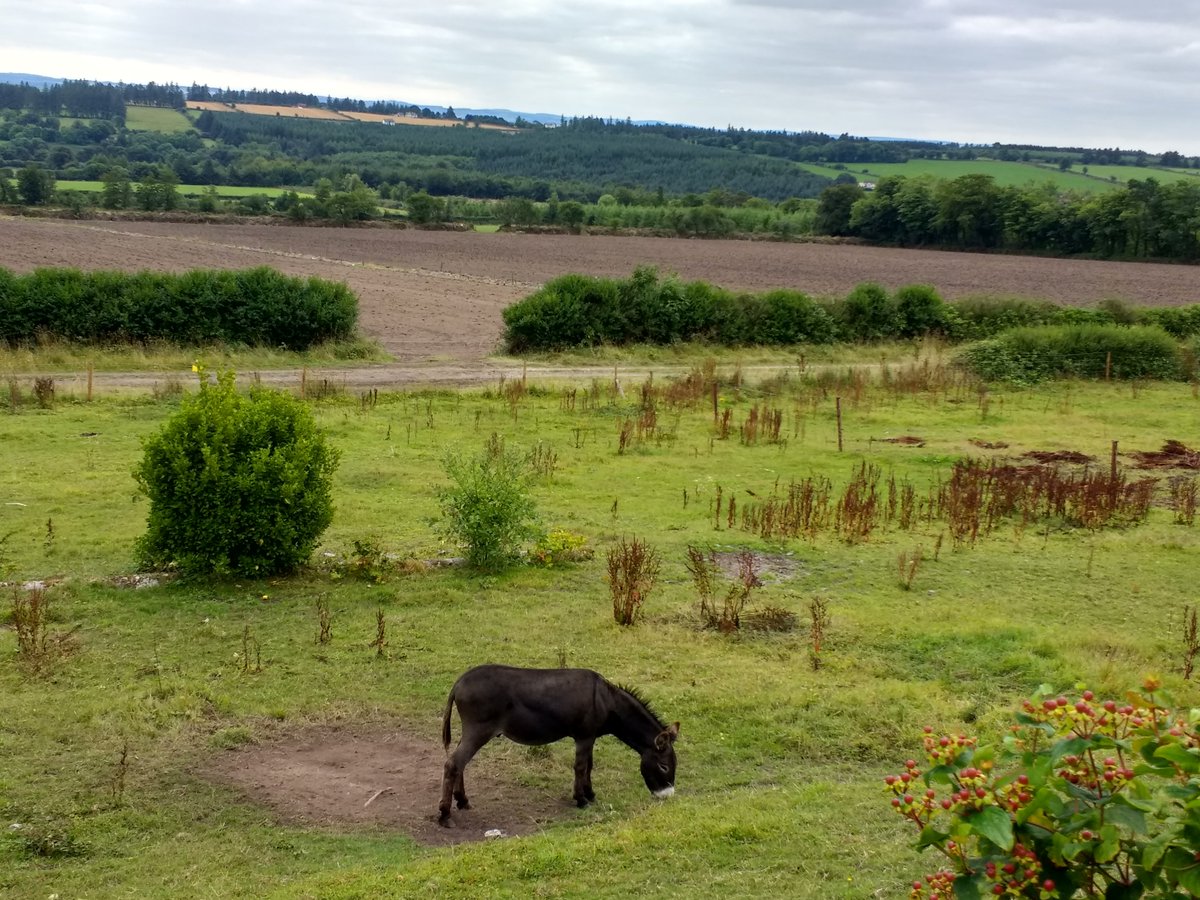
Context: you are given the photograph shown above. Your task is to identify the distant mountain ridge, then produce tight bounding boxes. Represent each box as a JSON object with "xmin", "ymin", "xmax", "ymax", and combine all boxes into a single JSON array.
[{"xmin": 0, "ymin": 72, "xmax": 63, "ymax": 90}]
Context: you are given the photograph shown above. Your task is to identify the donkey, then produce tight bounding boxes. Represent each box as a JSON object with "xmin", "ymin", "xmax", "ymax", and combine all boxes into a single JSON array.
[{"xmin": 439, "ymin": 664, "xmax": 679, "ymax": 825}]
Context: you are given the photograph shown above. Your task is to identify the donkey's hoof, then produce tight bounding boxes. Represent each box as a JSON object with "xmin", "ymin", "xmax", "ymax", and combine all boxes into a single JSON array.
[
  {"xmin": 438, "ymin": 811, "xmax": 452, "ymax": 828},
  {"xmin": 456, "ymin": 799, "xmax": 471, "ymax": 810},
  {"xmin": 575, "ymin": 797, "xmax": 590, "ymax": 809}
]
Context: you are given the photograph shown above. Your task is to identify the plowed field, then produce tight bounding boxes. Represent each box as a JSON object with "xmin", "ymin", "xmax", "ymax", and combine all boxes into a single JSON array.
[{"xmin": 3, "ymin": 215, "xmax": 1197, "ymax": 374}]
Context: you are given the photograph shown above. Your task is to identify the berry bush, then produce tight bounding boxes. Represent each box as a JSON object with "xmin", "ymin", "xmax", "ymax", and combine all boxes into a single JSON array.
[{"xmin": 885, "ymin": 679, "xmax": 1200, "ymax": 898}]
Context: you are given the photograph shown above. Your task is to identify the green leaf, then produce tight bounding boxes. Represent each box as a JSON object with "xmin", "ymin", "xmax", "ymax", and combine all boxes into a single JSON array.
[
  {"xmin": 925, "ymin": 764, "xmax": 957, "ymax": 785},
  {"xmin": 970, "ymin": 805, "xmax": 1014, "ymax": 851},
  {"xmin": 1051, "ymin": 736, "xmax": 1090, "ymax": 764},
  {"xmin": 1141, "ymin": 831, "xmax": 1175, "ymax": 871},
  {"xmin": 1105, "ymin": 800, "xmax": 1148, "ymax": 835},
  {"xmin": 952, "ymin": 875, "xmax": 982, "ymax": 900},
  {"xmin": 916, "ymin": 824, "xmax": 950, "ymax": 849},
  {"xmin": 1154, "ymin": 743, "xmax": 1200, "ymax": 774},
  {"xmin": 1095, "ymin": 824, "xmax": 1122, "ymax": 863},
  {"xmin": 1176, "ymin": 864, "xmax": 1200, "ymax": 896}
]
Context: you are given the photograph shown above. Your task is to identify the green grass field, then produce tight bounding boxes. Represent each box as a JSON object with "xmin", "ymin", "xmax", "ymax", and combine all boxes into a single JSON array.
[
  {"xmin": 798, "ymin": 158, "xmax": 1200, "ymax": 196},
  {"xmin": 123, "ymin": 105, "xmax": 196, "ymax": 134},
  {"xmin": 55, "ymin": 181, "xmax": 312, "ymax": 199},
  {"xmin": 2, "ymin": 363, "xmax": 1198, "ymax": 898}
]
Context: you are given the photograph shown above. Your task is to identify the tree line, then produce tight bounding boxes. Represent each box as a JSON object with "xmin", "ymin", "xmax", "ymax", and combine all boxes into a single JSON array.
[{"xmin": 815, "ymin": 174, "xmax": 1200, "ymax": 260}]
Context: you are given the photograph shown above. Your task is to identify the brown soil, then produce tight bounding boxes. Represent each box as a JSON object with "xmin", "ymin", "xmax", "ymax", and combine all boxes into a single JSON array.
[
  {"xmin": 204, "ymin": 724, "xmax": 576, "ymax": 846},
  {"xmin": 878, "ymin": 435, "xmax": 926, "ymax": 446},
  {"xmin": 1023, "ymin": 450, "xmax": 1095, "ymax": 464},
  {"xmin": 4, "ymin": 215, "xmax": 1200, "ymax": 390},
  {"xmin": 1130, "ymin": 441, "xmax": 1200, "ymax": 469}
]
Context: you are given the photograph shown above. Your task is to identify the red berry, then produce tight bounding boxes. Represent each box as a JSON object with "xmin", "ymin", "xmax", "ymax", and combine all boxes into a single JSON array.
[
  {"xmin": 1017, "ymin": 774, "xmax": 1029, "ymax": 785},
  {"xmin": 1082, "ymin": 690, "xmax": 1094, "ymax": 701},
  {"xmin": 1043, "ymin": 880, "xmax": 1055, "ymax": 891},
  {"xmin": 1104, "ymin": 700, "xmax": 1117, "ymax": 712},
  {"xmin": 1056, "ymin": 696, "xmax": 1068, "ymax": 707}
]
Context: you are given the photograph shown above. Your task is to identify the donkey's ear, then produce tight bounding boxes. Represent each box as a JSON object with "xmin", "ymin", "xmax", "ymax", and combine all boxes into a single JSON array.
[{"xmin": 655, "ymin": 722, "xmax": 680, "ymax": 750}]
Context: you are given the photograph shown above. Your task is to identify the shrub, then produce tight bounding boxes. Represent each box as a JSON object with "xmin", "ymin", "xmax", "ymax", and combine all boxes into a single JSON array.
[
  {"xmin": 958, "ymin": 325, "xmax": 1183, "ymax": 383},
  {"xmin": 502, "ymin": 273, "xmax": 620, "ymax": 352},
  {"xmin": 1144, "ymin": 306, "xmax": 1200, "ymax": 340},
  {"xmin": 437, "ymin": 448, "xmax": 539, "ymax": 571},
  {"xmin": 839, "ymin": 282, "xmax": 901, "ymax": 341},
  {"xmin": 949, "ymin": 296, "xmax": 1065, "ymax": 340},
  {"xmin": 884, "ymin": 680, "xmax": 1200, "ymax": 898},
  {"xmin": 755, "ymin": 290, "xmax": 838, "ymax": 345},
  {"xmin": 134, "ymin": 368, "xmax": 339, "ymax": 576},
  {"xmin": 607, "ymin": 536, "xmax": 660, "ymax": 626},
  {"xmin": 895, "ymin": 284, "xmax": 951, "ymax": 338},
  {"xmin": 530, "ymin": 529, "xmax": 593, "ymax": 567}
]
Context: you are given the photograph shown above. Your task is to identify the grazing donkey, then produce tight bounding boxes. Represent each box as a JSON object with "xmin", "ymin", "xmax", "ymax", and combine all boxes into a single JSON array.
[{"xmin": 439, "ymin": 664, "xmax": 679, "ymax": 825}]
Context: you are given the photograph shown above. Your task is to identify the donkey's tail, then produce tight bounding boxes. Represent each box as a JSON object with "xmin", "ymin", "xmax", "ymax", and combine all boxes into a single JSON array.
[{"xmin": 441, "ymin": 686, "xmax": 457, "ymax": 750}]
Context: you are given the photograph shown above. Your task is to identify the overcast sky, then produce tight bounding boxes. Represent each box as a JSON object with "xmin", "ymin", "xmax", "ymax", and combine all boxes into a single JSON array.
[{"xmin": 3, "ymin": 0, "xmax": 1199, "ymax": 153}]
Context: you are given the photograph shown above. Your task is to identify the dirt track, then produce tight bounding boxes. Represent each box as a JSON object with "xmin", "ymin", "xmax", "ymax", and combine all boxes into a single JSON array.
[{"xmin": 3, "ymin": 216, "xmax": 1198, "ymax": 388}]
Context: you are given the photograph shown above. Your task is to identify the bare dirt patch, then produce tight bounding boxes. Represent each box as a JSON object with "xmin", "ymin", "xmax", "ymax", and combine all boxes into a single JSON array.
[
  {"xmin": 711, "ymin": 550, "xmax": 801, "ymax": 581},
  {"xmin": 204, "ymin": 724, "xmax": 576, "ymax": 846}
]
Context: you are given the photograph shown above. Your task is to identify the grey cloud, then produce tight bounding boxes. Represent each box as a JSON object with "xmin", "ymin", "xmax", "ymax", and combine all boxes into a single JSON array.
[{"xmin": 0, "ymin": 0, "xmax": 1197, "ymax": 151}]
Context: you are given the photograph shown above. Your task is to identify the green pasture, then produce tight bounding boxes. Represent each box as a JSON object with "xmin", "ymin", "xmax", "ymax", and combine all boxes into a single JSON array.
[
  {"xmin": 1074, "ymin": 164, "xmax": 1200, "ymax": 186},
  {"xmin": 2, "ymin": 363, "xmax": 1198, "ymax": 898},
  {"xmin": 851, "ymin": 159, "xmax": 1106, "ymax": 192},
  {"xmin": 809, "ymin": 157, "xmax": 1200, "ymax": 195},
  {"xmin": 123, "ymin": 105, "xmax": 195, "ymax": 134},
  {"xmin": 55, "ymin": 181, "xmax": 312, "ymax": 199}
]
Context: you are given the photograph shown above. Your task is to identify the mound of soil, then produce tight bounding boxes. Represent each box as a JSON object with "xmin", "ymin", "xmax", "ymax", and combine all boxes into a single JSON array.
[
  {"xmin": 1130, "ymin": 441, "xmax": 1200, "ymax": 469},
  {"xmin": 204, "ymin": 724, "xmax": 575, "ymax": 846},
  {"xmin": 1023, "ymin": 450, "xmax": 1094, "ymax": 464},
  {"xmin": 878, "ymin": 435, "xmax": 926, "ymax": 446}
]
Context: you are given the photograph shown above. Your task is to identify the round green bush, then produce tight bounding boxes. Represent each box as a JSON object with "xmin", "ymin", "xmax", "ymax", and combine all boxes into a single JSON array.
[{"xmin": 134, "ymin": 369, "xmax": 340, "ymax": 577}]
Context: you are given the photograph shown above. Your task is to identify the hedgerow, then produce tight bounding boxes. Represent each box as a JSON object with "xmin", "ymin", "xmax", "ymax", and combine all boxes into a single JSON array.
[
  {"xmin": 0, "ymin": 266, "xmax": 358, "ymax": 349},
  {"xmin": 956, "ymin": 325, "xmax": 1184, "ymax": 384},
  {"xmin": 501, "ymin": 269, "xmax": 1200, "ymax": 367}
]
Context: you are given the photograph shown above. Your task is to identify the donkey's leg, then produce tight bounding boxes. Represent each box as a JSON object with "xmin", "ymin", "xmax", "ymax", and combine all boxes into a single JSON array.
[
  {"xmin": 573, "ymin": 738, "xmax": 596, "ymax": 807},
  {"xmin": 583, "ymin": 741, "xmax": 596, "ymax": 802},
  {"xmin": 439, "ymin": 726, "xmax": 495, "ymax": 825}
]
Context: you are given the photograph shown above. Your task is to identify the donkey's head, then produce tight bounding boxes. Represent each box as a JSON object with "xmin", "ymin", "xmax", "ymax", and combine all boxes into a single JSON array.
[{"xmin": 639, "ymin": 721, "xmax": 680, "ymax": 798}]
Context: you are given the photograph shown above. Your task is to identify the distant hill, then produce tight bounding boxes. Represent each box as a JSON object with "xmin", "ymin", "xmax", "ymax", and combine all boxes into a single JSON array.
[{"xmin": 0, "ymin": 72, "xmax": 63, "ymax": 90}]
